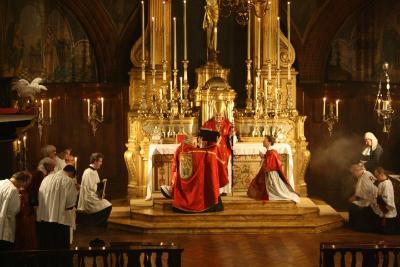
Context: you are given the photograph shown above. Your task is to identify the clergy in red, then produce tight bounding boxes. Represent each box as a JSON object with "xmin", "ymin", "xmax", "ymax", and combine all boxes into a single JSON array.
[
  {"xmin": 247, "ymin": 136, "xmax": 299, "ymax": 203},
  {"xmin": 171, "ymin": 140, "xmax": 228, "ymax": 213}
]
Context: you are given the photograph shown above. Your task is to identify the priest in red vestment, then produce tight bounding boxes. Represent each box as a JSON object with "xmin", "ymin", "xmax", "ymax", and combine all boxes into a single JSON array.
[
  {"xmin": 170, "ymin": 136, "xmax": 228, "ymax": 213},
  {"xmin": 201, "ymin": 101, "xmax": 234, "ymax": 195},
  {"xmin": 247, "ymin": 136, "xmax": 299, "ymax": 203}
]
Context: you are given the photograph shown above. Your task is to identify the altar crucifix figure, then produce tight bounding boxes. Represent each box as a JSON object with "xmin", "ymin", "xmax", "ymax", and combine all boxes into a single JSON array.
[{"xmin": 203, "ymin": 0, "xmax": 219, "ymax": 61}]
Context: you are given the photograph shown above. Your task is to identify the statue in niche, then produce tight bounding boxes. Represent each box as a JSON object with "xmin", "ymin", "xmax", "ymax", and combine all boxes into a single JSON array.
[{"xmin": 203, "ymin": 0, "xmax": 219, "ymax": 61}]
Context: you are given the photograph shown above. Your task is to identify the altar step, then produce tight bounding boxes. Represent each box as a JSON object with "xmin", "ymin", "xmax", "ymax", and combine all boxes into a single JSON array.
[{"xmin": 108, "ymin": 196, "xmax": 344, "ymax": 234}]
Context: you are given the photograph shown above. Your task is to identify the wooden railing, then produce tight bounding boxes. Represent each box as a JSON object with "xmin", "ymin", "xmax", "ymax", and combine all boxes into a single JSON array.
[
  {"xmin": 0, "ymin": 241, "xmax": 183, "ymax": 267},
  {"xmin": 320, "ymin": 242, "xmax": 400, "ymax": 267}
]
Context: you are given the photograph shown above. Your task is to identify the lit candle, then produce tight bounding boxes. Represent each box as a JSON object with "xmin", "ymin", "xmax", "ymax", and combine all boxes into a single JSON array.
[
  {"xmin": 323, "ymin": 97, "xmax": 326, "ymax": 117},
  {"xmin": 160, "ymin": 87, "xmax": 163, "ymax": 100},
  {"xmin": 214, "ymin": 27, "xmax": 218, "ymax": 51},
  {"xmin": 377, "ymin": 99, "xmax": 381, "ymax": 112},
  {"xmin": 151, "ymin": 17, "xmax": 155, "ymax": 70},
  {"xmin": 87, "ymin": 99, "xmax": 90, "ymax": 118},
  {"xmin": 74, "ymin": 157, "xmax": 77, "ymax": 170},
  {"xmin": 179, "ymin": 76, "xmax": 183, "ymax": 100},
  {"xmin": 277, "ymin": 17, "xmax": 280, "ymax": 69},
  {"xmin": 40, "ymin": 99, "xmax": 44, "ymax": 119},
  {"xmin": 335, "ymin": 99, "xmax": 339, "ymax": 117},
  {"xmin": 141, "ymin": 1, "xmax": 145, "ymax": 61},
  {"xmin": 162, "ymin": 1, "xmax": 166, "ymax": 62},
  {"xmin": 247, "ymin": 4, "xmax": 251, "ymax": 60},
  {"xmin": 287, "ymin": 1, "xmax": 291, "ymax": 81},
  {"xmin": 17, "ymin": 140, "xmax": 21, "ymax": 152},
  {"xmin": 170, "ymin": 81, "xmax": 173, "ymax": 101},
  {"xmin": 23, "ymin": 134, "xmax": 27, "ymax": 148},
  {"xmin": 257, "ymin": 18, "xmax": 261, "ymax": 69},
  {"xmin": 101, "ymin": 97, "xmax": 104, "ymax": 117},
  {"xmin": 183, "ymin": 0, "xmax": 187, "ymax": 60},
  {"xmin": 49, "ymin": 99, "xmax": 52, "ymax": 119},
  {"xmin": 173, "ymin": 17, "xmax": 177, "ymax": 70}
]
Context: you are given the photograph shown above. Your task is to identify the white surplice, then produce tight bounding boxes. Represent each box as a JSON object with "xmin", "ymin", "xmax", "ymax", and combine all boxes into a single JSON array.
[
  {"xmin": 54, "ymin": 156, "xmax": 67, "ymax": 172},
  {"xmin": 266, "ymin": 171, "xmax": 300, "ymax": 203},
  {"xmin": 353, "ymin": 170, "xmax": 377, "ymax": 207},
  {"xmin": 77, "ymin": 167, "xmax": 111, "ymax": 213},
  {"xmin": 371, "ymin": 179, "xmax": 397, "ymax": 218},
  {"xmin": 36, "ymin": 171, "xmax": 78, "ymax": 226},
  {"xmin": 0, "ymin": 179, "xmax": 20, "ymax": 243}
]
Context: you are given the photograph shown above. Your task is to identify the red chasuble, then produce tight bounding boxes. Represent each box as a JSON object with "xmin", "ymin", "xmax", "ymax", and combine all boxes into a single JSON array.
[
  {"xmin": 171, "ymin": 143, "xmax": 228, "ymax": 212},
  {"xmin": 247, "ymin": 149, "xmax": 294, "ymax": 201},
  {"xmin": 202, "ymin": 118, "xmax": 232, "ymax": 183}
]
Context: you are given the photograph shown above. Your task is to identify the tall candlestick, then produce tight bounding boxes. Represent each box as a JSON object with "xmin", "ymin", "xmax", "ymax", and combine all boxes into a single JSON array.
[
  {"xmin": 49, "ymin": 99, "xmax": 52, "ymax": 119},
  {"xmin": 277, "ymin": 17, "xmax": 280, "ymax": 69},
  {"xmin": 255, "ymin": 76, "xmax": 259, "ymax": 100},
  {"xmin": 257, "ymin": 18, "xmax": 261, "ymax": 69},
  {"xmin": 151, "ymin": 17, "xmax": 155, "ymax": 70},
  {"xmin": 173, "ymin": 17, "xmax": 177, "ymax": 70},
  {"xmin": 87, "ymin": 99, "xmax": 90, "ymax": 118},
  {"xmin": 141, "ymin": 1, "xmax": 145, "ymax": 61},
  {"xmin": 179, "ymin": 76, "xmax": 183, "ymax": 100},
  {"xmin": 74, "ymin": 156, "xmax": 78, "ymax": 170},
  {"xmin": 335, "ymin": 99, "xmax": 339, "ymax": 117},
  {"xmin": 101, "ymin": 97, "xmax": 104, "ymax": 117},
  {"xmin": 323, "ymin": 97, "xmax": 326, "ymax": 117},
  {"xmin": 162, "ymin": 1, "xmax": 166, "ymax": 61},
  {"xmin": 287, "ymin": 1, "xmax": 291, "ymax": 81},
  {"xmin": 40, "ymin": 99, "xmax": 44, "ymax": 119},
  {"xmin": 170, "ymin": 81, "xmax": 173, "ymax": 101},
  {"xmin": 268, "ymin": 1, "xmax": 272, "ymax": 79},
  {"xmin": 17, "ymin": 140, "xmax": 21, "ymax": 152},
  {"xmin": 23, "ymin": 134, "xmax": 26, "ymax": 148},
  {"xmin": 183, "ymin": 0, "xmax": 187, "ymax": 60},
  {"xmin": 264, "ymin": 79, "xmax": 268, "ymax": 102},
  {"xmin": 247, "ymin": 4, "xmax": 251, "ymax": 60},
  {"xmin": 377, "ymin": 99, "xmax": 381, "ymax": 112}
]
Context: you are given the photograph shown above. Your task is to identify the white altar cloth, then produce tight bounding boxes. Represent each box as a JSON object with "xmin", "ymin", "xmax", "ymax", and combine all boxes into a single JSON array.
[{"xmin": 145, "ymin": 142, "xmax": 294, "ymax": 200}]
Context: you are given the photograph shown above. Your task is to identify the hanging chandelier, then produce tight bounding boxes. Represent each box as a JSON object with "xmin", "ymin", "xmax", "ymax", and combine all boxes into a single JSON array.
[
  {"xmin": 220, "ymin": 0, "xmax": 270, "ymax": 25},
  {"xmin": 374, "ymin": 62, "xmax": 395, "ymax": 134}
]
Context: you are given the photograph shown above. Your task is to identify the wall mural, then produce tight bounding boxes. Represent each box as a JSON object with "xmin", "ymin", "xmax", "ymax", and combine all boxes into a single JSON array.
[
  {"xmin": 1, "ymin": 0, "xmax": 97, "ymax": 82},
  {"xmin": 327, "ymin": 0, "xmax": 400, "ymax": 82},
  {"xmin": 101, "ymin": 0, "xmax": 134, "ymax": 32}
]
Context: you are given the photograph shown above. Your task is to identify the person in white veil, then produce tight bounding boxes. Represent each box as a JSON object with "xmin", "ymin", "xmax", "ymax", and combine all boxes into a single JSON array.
[{"xmin": 360, "ymin": 132, "xmax": 383, "ymax": 172}]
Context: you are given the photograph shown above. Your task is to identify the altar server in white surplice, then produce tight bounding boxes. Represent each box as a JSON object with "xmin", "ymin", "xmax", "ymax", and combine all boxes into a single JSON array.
[
  {"xmin": 348, "ymin": 164, "xmax": 377, "ymax": 232},
  {"xmin": 0, "ymin": 172, "xmax": 30, "ymax": 250},
  {"xmin": 77, "ymin": 153, "xmax": 112, "ymax": 227},
  {"xmin": 37, "ymin": 165, "xmax": 78, "ymax": 249},
  {"xmin": 371, "ymin": 167, "xmax": 398, "ymax": 234}
]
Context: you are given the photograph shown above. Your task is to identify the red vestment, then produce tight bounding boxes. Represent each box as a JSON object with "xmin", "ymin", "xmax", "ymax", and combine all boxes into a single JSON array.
[
  {"xmin": 202, "ymin": 118, "xmax": 232, "ymax": 183},
  {"xmin": 247, "ymin": 149, "xmax": 295, "ymax": 201},
  {"xmin": 171, "ymin": 143, "xmax": 228, "ymax": 212},
  {"xmin": 15, "ymin": 188, "xmax": 38, "ymax": 249}
]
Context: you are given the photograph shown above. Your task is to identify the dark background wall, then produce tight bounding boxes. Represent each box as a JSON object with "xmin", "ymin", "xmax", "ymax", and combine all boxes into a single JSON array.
[{"xmin": 1, "ymin": 0, "xmax": 399, "ymax": 207}]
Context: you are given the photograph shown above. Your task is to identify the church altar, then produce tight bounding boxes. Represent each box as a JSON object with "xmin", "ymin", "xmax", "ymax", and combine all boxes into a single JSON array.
[
  {"xmin": 145, "ymin": 142, "xmax": 294, "ymax": 199},
  {"xmin": 123, "ymin": 0, "xmax": 311, "ymax": 199}
]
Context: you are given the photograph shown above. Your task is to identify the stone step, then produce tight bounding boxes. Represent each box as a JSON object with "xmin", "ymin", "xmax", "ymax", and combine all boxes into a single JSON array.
[
  {"xmin": 108, "ymin": 215, "xmax": 344, "ymax": 234},
  {"xmin": 129, "ymin": 207, "xmax": 320, "ymax": 222}
]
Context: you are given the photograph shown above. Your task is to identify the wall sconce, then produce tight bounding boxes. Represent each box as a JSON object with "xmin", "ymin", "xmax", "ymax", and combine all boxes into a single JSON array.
[
  {"xmin": 322, "ymin": 97, "xmax": 339, "ymax": 136},
  {"xmin": 375, "ymin": 62, "xmax": 394, "ymax": 134},
  {"xmin": 37, "ymin": 98, "xmax": 53, "ymax": 141},
  {"xmin": 84, "ymin": 97, "xmax": 104, "ymax": 136}
]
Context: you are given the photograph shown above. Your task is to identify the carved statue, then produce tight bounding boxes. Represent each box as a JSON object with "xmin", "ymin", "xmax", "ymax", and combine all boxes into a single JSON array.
[{"xmin": 203, "ymin": 0, "xmax": 219, "ymax": 60}]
